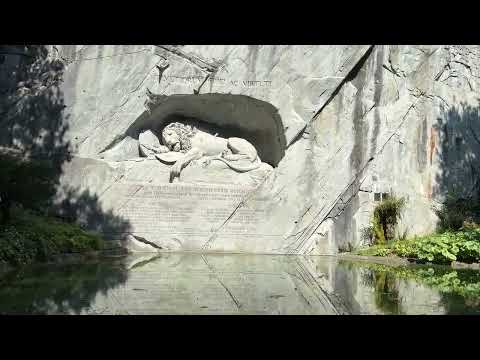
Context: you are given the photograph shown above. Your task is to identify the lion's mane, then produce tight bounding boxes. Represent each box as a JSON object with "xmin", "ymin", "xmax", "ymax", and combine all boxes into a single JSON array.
[{"xmin": 162, "ymin": 122, "xmax": 198, "ymax": 153}]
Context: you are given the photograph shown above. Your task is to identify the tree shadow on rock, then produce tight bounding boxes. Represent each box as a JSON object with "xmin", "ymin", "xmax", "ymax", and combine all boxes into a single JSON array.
[
  {"xmin": 56, "ymin": 187, "xmax": 131, "ymax": 239},
  {"xmin": 0, "ymin": 45, "xmax": 132, "ymax": 311},
  {"xmin": 0, "ymin": 45, "xmax": 131, "ymax": 234},
  {"xmin": 0, "ymin": 45, "xmax": 71, "ymax": 217},
  {"xmin": 433, "ymin": 101, "xmax": 480, "ymax": 230}
]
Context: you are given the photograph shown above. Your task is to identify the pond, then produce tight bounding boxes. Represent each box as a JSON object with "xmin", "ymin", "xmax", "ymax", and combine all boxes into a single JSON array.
[{"xmin": 0, "ymin": 254, "xmax": 479, "ymax": 315}]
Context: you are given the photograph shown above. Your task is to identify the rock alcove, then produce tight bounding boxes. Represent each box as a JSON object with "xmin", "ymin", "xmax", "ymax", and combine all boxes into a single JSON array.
[{"xmin": 100, "ymin": 93, "xmax": 286, "ymax": 167}]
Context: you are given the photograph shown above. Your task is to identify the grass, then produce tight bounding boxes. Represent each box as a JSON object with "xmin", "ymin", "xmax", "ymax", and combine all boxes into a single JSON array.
[{"xmin": 0, "ymin": 207, "xmax": 104, "ymax": 266}]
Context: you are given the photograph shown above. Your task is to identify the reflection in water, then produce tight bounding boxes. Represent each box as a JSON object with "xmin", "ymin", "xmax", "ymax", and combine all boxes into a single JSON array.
[
  {"xmin": 0, "ymin": 258, "xmax": 129, "ymax": 314},
  {"xmin": 358, "ymin": 270, "xmax": 402, "ymax": 314},
  {"xmin": 342, "ymin": 261, "xmax": 480, "ymax": 315},
  {"xmin": 373, "ymin": 272, "xmax": 402, "ymax": 315},
  {"xmin": 0, "ymin": 254, "xmax": 478, "ymax": 315}
]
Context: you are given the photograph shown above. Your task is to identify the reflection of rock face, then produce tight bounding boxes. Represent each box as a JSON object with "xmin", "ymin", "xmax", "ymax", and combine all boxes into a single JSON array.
[
  {"xmin": 307, "ymin": 258, "xmax": 448, "ymax": 315},
  {"xmin": 2, "ymin": 255, "xmax": 477, "ymax": 314}
]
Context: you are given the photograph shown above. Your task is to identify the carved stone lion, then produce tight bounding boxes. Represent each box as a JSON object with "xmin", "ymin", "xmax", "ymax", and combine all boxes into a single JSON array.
[{"xmin": 144, "ymin": 121, "xmax": 263, "ymax": 182}]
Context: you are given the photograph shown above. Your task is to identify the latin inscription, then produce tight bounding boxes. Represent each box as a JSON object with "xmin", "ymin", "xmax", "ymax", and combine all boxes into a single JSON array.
[
  {"xmin": 116, "ymin": 184, "xmax": 266, "ymax": 235},
  {"xmin": 164, "ymin": 74, "xmax": 272, "ymax": 87}
]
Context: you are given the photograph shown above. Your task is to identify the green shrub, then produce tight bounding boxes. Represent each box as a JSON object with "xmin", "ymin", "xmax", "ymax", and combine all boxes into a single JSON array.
[
  {"xmin": 0, "ymin": 149, "xmax": 57, "ymax": 223},
  {"xmin": 372, "ymin": 196, "xmax": 406, "ymax": 244},
  {"xmin": 391, "ymin": 239, "xmax": 417, "ymax": 258},
  {"xmin": 356, "ymin": 245, "xmax": 393, "ymax": 257},
  {"xmin": 391, "ymin": 230, "xmax": 480, "ymax": 264},
  {"xmin": 455, "ymin": 229, "xmax": 480, "ymax": 263},
  {"xmin": 0, "ymin": 208, "xmax": 104, "ymax": 266},
  {"xmin": 0, "ymin": 226, "xmax": 38, "ymax": 266},
  {"xmin": 412, "ymin": 234, "xmax": 457, "ymax": 264},
  {"xmin": 435, "ymin": 192, "xmax": 480, "ymax": 232},
  {"xmin": 356, "ymin": 228, "xmax": 480, "ymax": 265}
]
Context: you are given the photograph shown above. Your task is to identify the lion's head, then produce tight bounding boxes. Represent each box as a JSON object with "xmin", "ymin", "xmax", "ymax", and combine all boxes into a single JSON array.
[{"xmin": 161, "ymin": 122, "xmax": 197, "ymax": 153}]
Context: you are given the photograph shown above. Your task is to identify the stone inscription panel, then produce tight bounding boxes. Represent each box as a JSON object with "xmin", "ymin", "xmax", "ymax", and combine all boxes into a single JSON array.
[
  {"xmin": 115, "ymin": 183, "xmax": 267, "ymax": 236},
  {"xmin": 164, "ymin": 74, "xmax": 272, "ymax": 87}
]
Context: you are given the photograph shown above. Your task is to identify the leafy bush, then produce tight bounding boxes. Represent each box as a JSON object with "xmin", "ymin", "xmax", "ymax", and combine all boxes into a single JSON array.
[
  {"xmin": 435, "ymin": 192, "xmax": 480, "ymax": 232},
  {"xmin": 356, "ymin": 245, "xmax": 393, "ymax": 257},
  {"xmin": 372, "ymin": 196, "xmax": 406, "ymax": 244},
  {"xmin": 0, "ymin": 149, "xmax": 57, "ymax": 222},
  {"xmin": 356, "ymin": 228, "xmax": 480, "ymax": 265},
  {"xmin": 0, "ymin": 226, "xmax": 39, "ymax": 266},
  {"xmin": 396, "ymin": 231, "xmax": 480, "ymax": 264},
  {"xmin": 0, "ymin": 208, "xmax": 104, "ymax": 266},
  {"xmin": 391, "ymin": 239, "xmax": 417, "ymax": 258},
  {"xmin": 358, "ymin": 191, "xmax": 480, "ymax": 264}
]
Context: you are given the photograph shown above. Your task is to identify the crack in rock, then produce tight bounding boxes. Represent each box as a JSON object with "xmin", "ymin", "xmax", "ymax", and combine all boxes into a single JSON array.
[
  {"xmin": 129, "ymin": 234, "xmax": 163, "ymax": 250},
  {"xmin": 65, "ymin": 49, "xmax": 151, "ymax": 64},
  {"xmin": 286, "ymin": 45, "xmax": 375, "ymax": 149},
  {"xmin": 201, "ymin": 255, "xmax": 242, "ymax": 310},
  {"xmin": 155, "ymin": 45, "xmax": 221, "ymax": 73},
  {"xmin": 290, "ymin": 100, "xmax": 419, "ymax": 255},
  {"xmin": 75, "ymin": 97, "xmax": 132, "ymax": 151}
]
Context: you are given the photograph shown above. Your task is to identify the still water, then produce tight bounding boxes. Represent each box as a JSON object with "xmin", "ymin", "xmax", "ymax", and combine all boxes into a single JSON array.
[{"xmin": 0, "ymin": 254, "xmax": 479, "ymax": 315}]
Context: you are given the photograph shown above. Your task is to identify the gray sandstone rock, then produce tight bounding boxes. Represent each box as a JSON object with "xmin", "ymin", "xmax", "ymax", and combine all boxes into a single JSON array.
[
  {"xmin": 2, "ymin": 45, "xmax": 479, "ymax": 255},
  {"xmin": 138, "ymin": 130, "xmax": 161, "ymax": 158}
]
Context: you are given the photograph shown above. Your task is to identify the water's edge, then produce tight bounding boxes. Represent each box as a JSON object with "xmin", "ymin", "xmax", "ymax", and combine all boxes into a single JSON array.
[{"xmin": 1, "ymin": 252, "xmax": 479, "ymax": 315}]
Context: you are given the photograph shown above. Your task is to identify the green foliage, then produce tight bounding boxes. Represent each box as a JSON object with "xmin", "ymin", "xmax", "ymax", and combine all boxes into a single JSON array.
[
  {"xmin": 372, "ymin": 196, "xmax": 406, "ymax": 244},
  {"xmin": 344, "ymin": 260, "xmax": 480, "ymax": 314},
  {"xmin": 372, "ymin": 216, "xmax": 386, "ymax": 244},
  {"xmin": 392, "ymin": 230, "xmax": 480, "ymax": 264},
  {"xmin": 373, "ymin": 271, "xmax": 401, "ymax": 314},
  {"xmin": 356, "ymin": 245, "xmax": 393, "ymax": 257},
  {"xmin": 0, "ymin": 208, "xmax": 104, "ymax": 266},
  {"xmin": 435, "ymin": 192, "xmax": 480, "ymax": 232},
  {"xmin": 356, "ymin": 228, "xmax": 480, "ymax": 265},
  {"xmin": 390, "ymin": 239, "xmax": 417, "ymax": 258},
  {"xmin": 0, "ymin": 259, "xmax": 128, "ymax": 314},
  {"xmin": 0, "ymin": 150, "xmax": 57, "ymax": 222}
]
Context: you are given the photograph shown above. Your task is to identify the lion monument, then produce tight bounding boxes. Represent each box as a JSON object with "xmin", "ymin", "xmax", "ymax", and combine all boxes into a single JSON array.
[{"xmin": 140, "ymin": 121, "xmax": 265, "ymax": 182}]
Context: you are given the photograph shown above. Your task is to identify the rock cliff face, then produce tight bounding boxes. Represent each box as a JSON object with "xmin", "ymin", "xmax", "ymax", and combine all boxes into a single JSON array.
[{"xmin": 1, "ymin": 45, "xmax": 479, "ymax": 254}]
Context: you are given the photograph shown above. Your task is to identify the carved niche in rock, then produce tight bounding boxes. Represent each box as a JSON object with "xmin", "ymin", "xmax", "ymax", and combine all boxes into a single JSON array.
[{"xmin": 138, "ymin": 120, "xmax": 273, "ymax": 183}]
